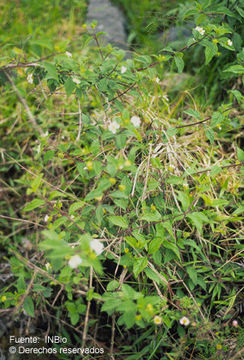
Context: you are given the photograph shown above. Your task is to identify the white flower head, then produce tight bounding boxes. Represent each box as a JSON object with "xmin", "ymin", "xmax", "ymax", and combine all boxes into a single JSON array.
[
  {"xmin": 131, "ymin": 115, "xmax": 141, "ymax": 128},
  {"xmin": 72, "ymin": 77, "xmax": 81, "ymax": 85},
  {"xmin": 153, "ymin": 316, "xmax": 162, "ymax": 325},
  {"xmin": 155, "ymin": 77, "xmax": 160, "ymax": 83},
  {"xmin": 121, "ymin": 66, "xmax": 127, "ymax": 74},
  {"xmin": 68, "ymin": 255, "xmax": 82, "ymax": 269},
  {"xmin": 27, "ymin": 74, "xmax": 33, "ymax": 84},
  {"xmin": 195, "ymin": 26, "xmax": 205, "ymax": 36},
  {"xmin": 42, "ymin": 131, "xmax": 49, "ymax": 138},
  {"xmin": 45, "ymin": 263, "xmax": 51, "ymax": 270},
  {"xmin": 227, "ymin": 39, "xmax": 232, "ymax": 46},
  {"xmin": 36, "ymin": 144, "xmax": 41, "ymax": 154},
  {"xmin": 44, "ymin": 215, "xmax": 49, "ymax": 222},
  {"xmin": 180, "ymin": 316, "xmax": 190, "ymax": 326},
  {"xmin": 90, "ymin": 239, "xmax": 104, "ymax": 255},
  {"xmin": 65, "ymin": 51, "xmax": 72, "ymax": 58},
  {"xmin": 232, "ymin": 320, "xmax": 238, "ymax": 328},
  {"xmin": 108, "ymin": 120, "xmax": 120, "ymax": 134}
]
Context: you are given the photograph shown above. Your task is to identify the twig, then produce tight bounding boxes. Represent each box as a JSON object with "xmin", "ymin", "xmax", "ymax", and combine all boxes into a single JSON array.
[
  {"xmin": 3, "ymin": 70, "xmax": 44, "ymax": 136},
  {"xmin": 110, "ymin": 314, "xmax": 116, "ymax": 360},
  {"xmin": 76, "ymin": 99, "xmax": 82, "ymax": 141},
  {"xmin": 12, "ymin": 269, "xmax": 37, "ymax": 316},
  {"xmin": 82, "ymin": 267, "xmax": 93, "ymax": 348},
  {"xmin": 141, "ymin": 143, "xmax": 153, "ymax": 201},
  {"xmin": 0, "ymin": 214, "xmax": 45, "ymax": 227}
]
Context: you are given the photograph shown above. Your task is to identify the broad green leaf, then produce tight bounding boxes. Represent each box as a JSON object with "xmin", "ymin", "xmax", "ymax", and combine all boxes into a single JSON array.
[
  {"xmin": 174, "ymin": 53, "xmax": 184, "ymax": 73},
  {"xmin": 69, "ymin": 201, "xmax": 85, "ymax": 215},
  {"xmin": 148, "ymin": 237, "xmax": 163, "ymax": 254},
  {"xmin": 107, "ymin": 280, "xmax": 119, "ymax": 291},
  {"xmin": 183, "ymin": 109, "xmax": 201, "ymax": 120},
  {"xmin": 43, "ymin": 62, "xmax": 59, "ymax": 81},
  {"xmin": 204, "ymin": 42, "xmax": 218, "ymax": 65},
  {"xmin": 23, "ymin": 198, "xmax": 45, "ymax": 211},
  {"xmin": 177, "ymin": 191, "xmax": 190, "ymax": 211},
  {"xmin": 144, "ymin": 268, "xmax": 162, "ymax": 284},
  {"xmin": 133, "ymin": 257, "xmax": 148, "ymax": 278},
  {"xmin": 224, "ymin": 65, "xmax": 244, "ymax": 74},
  {"xmin": 24, "ymin": 296, "xmax": 35, "ymax": 317},
  {"xmin": 237, "ymin": 147, "xmax": 244, "ymax": 161},
  {"xmin": 186, "ymin": 267, "xmax": 198, "ymax": 285},
  {"xmin": 140, "ymin": 210, "xmax": 162, "ymax": 222},
  {"xmin": 64, "ymin": 78, "xmax": 76, "ymax": 96},
  {"xmin": 108, "ymin": 215, "xmax": 129, "ymax": 229}
]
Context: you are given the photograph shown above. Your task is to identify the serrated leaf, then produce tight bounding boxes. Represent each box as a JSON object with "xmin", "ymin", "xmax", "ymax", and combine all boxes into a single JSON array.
[
  {"xmin": 224, "ymin": 65, "xmax": 244, "ymax": 74},
  {"xmin": 148, "ymin": 237, "xmax": 163, "ymax": 254},
  {"xmin": 140, "ymin": 210, "xmax": 162, "ymax": 222},
  {"xmin": 24, "ymin": 296, "xmax": 35, "ymax": 317},
  {"xmin": 69, "ymin": 201, "xmax": 85, "ymax": 215},
  {"xmin": 64, "ymin": 78, "xmax": 76, "ymax": 96},
  {"xmin": 43, "ymin": 62, "xmax": 59, "ymax": 81},
  {"xmin": 144, "ymin": 268, "xmax": 162, "ymax": 284},
  {"xmin": 184, "ymin": 109, "xmax": 201, "ymax": 120},
  {"xmin": 174, "ymin": 53, "xmax": 184, "ymax": 73},
  {"xmin": 108, "ymin": 215, "xmax": 128, "ymax": 229},
  {"xmin": 186, "ymin": 267, "xmax": 198, "ymax": 285},
  {"xmin": 23, "ymin": 198, "xmax": 45, "ymax": 211},
  {"xmin": 133, "ymin": 257, "xmax": 148, "ymax": 278},
  {"xmin": 204, "ymin": 42, "xmax": 218, "ymax": 65},
  {"xmin": 237, "ymin": 147, "xmax": 244, "ymax": 161},
  {"xmin": 107, "ymin": 280, "xmax": 119, "ymax": 291}
]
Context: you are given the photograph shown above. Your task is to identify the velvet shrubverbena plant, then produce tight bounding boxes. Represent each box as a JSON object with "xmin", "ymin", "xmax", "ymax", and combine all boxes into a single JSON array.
[{"xmin": 0, "ymin": 0, "xmax": 243, "ymax": 359}]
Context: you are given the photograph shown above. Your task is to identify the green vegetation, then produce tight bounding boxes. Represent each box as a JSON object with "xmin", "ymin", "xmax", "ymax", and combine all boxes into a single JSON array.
[{"xmin": 0, "ymin": 0, "xmax": 243, "ymax": 359}]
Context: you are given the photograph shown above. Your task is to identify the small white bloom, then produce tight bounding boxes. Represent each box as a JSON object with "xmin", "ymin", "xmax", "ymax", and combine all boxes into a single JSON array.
[
  {"xmin": 70, "ymin": 215, "xmax": 75, "ymax": 219},
  {"xmin": 44, "ymin": 215, "xmax": 49, "ymax": 222},
  {"xmin": 108, "ymin": 120, "xmax": 120, "ymax": 134},
  {"xmin": 121, "ymin": 66, "xmax": 127, "ymax": 74},
  {"xmin": 36, "ymin": 144, "xmax": 41, "ymax": 154},
  {"xmin": 27, "ymin": 74, "xmax": 33, "ymax": 84},
  {"xmin": 72, "ymin": 77, "xmax": 81, "ymax": 85},
  {"xmin": 90, "ymin": 239, "xmax": 104, "ymax": 255},
  {"xmin": 155, "ymin": 77, "xmax": 160, "ymax": 83},
  {"xmin": 153, "ymin": 316, "xmax": 162, "ymax": 325},
  {"xmin": 162, "ymin": 95, "xmax": 169, "ymax": 102},
  {"xmin": 227, "ymin": 39, "xmax": 232, "ymax": 46},
  {"xmin": 180, "ymin": 316, "xmax": 190, "ymax": 326},
  {"xmin": 232, "ymin": 320, "xmax": 238, "ymax": 328},
  {"xmin": 195, "ymin": 26, "xmax": 205, "ymax": 35},
  {"xmin": 42, "ymin": 131, "xmax": 49, "ymax": 137},
  {"xmin": 68, "ymin": 255, "xmax": 82, "ymax": 269},
  {"xmin": 45, "ymin": 263, "xmax": 51, "ymax": 270},
  {"xmin": 131, "ymin": 115, "xmax": 141, "ymax": 128},
  {"xmin": 65, "ymin": 51, "xmax": 72, "ymax": 58}
]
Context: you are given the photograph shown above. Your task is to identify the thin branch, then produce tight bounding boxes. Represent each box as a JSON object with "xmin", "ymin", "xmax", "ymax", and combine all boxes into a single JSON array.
[
  {"xmin": 3, "ymin": 70, "xmax": 44, "ymax": 136},
  {"xmin": 76, "ymin": 99, "xmax": 82, "ymax": 141},
  {"xmin": 82, "ymin": 267, "xmax": 93, "ymax": 348}
]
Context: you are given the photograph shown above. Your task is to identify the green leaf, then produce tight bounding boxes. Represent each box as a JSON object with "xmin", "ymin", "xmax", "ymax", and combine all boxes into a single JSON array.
[
  {"xmin": 140, "ymin": 210, "xmax": 162, "ymax": 222},
  {"xmin": 133, "ymin": 257, "xmax": 148, "ymax": 278},
  {"xmin": 24, "ymin": 296, "xmax": 35, "ymax": 317},
  {"xmin": 23, "ymin": 198, "xmax": 45, "ymax": 211},
  {"xmin": 224, "ymin": 65, "xmax": 244, "ymax": 74},
  {"xmin": 177, "ymin": 191, "xmax": 190, "ymax": 211},
  {"xmin": 186, "ymin": 267, "xmax": 198, "ymax": 285},
  {"xmin": 108, "ymin": 215, "xmax": 129, "ymax": 229},
  {"xmin": 183, "ymin": 109, "xmax": 201, "ymax": 120},
  {"xmin": 69, "ymin": 201, "xmax": 85, "ymax": 215},
  {"xmin": 64, "ymin": 78, "xmax": 76, "ymax": 96},
  {"xmin": 148, "ymin": 237, "xmax": 163, "ymax": 254},
  {"xmin": 204, "ymin": 42, "xmax": 218, "ymax": 65},
  {"xmin": 144, "ymin": 268, "xmax": 162, "ymax": 284},
  {"xmin": 107, "ymin": 280, "xmax": 119, "ymax": 291},
  {"xmin": 174, "ymin": 53, "xmax": 184, "ymax": 73},
  {"xmin": 205, "ymin": 127, "xmax": 215, "ymax": 144},
  {"xmin": 237, "ymin": 147, "xmax": 244, "ymax": 161},
  {"xmin": 43, "ymin": 62, "xmax": 59, "ymax": 81}
]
